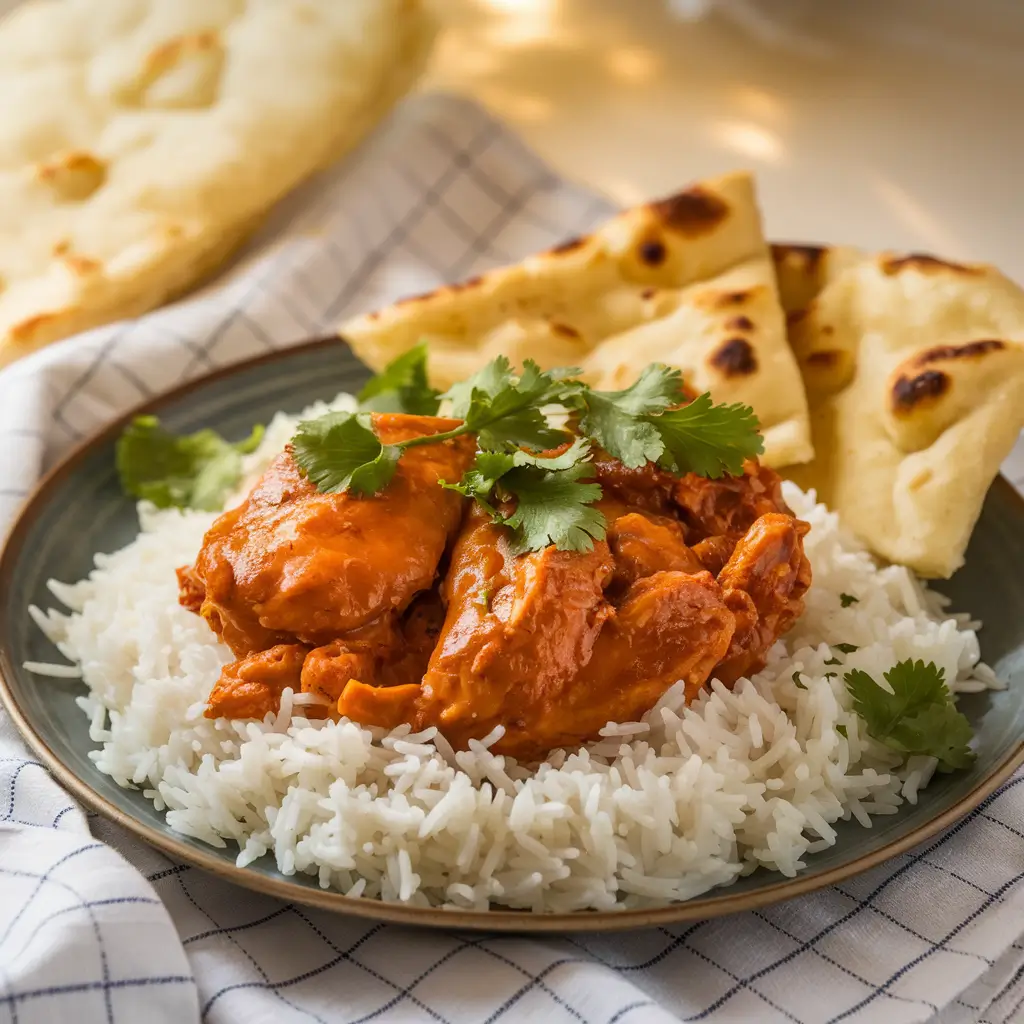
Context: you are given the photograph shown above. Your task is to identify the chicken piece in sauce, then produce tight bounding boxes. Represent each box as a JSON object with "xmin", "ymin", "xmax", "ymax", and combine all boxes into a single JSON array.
[
  {"xmin": 184, "ymin": 414, "xmax": 474, "ymax": 719},
  {"xmin": 331, "ymin": 460, "xmax": 810, "ymax": 760},
  {"xmin": 183, "ymin": 422, "xmax": 811, "ymax": 759}
]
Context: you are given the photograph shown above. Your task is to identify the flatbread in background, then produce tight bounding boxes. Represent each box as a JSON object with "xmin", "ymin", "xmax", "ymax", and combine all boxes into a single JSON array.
[
  {"xmin": 342, "ymin": 171, "xmax": 815, "ymax": 468},
  {"xmin": 0, "ymin": 0, "xmax": 434, "ymax": 365},
  {"xmin": 781, "ymin": 250, "xmax": 1024, "ymax": 578}
]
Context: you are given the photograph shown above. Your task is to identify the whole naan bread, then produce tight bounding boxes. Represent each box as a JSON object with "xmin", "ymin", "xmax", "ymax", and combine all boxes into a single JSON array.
[
  {"xmin": 0, "ymin": 0, "xmax": 432, "ymax": 364},
  {"xmin": 342, "ymin": 172, "xmax": 814, "ymax": 468},
  {"xmin": 777, "ymin": 246, "xmax": 1024, "ymax": 578}
]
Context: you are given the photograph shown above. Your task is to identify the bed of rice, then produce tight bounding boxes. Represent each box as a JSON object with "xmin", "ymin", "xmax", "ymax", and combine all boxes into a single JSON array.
[{"xmin": 26, "ymin": 394, "xmax": 1001, "ymax": 913}]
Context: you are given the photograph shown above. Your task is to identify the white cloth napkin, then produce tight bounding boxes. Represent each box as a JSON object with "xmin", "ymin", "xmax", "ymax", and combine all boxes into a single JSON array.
[{"xmin": 0, "ymin": 93, "xmax": 1022, "ymax": 1024}]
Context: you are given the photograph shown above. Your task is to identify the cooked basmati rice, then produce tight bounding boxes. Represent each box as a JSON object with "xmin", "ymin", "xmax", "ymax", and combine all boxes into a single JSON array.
[{"xmin": 27, "ymin": 394, "xmax": 1000, "ymax": 912}]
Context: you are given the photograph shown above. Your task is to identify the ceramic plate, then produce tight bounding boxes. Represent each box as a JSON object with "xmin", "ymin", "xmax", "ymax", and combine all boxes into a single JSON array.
[{"xmin": 1, "ymin": 336, "xmax": 1022, "ymax": 933}]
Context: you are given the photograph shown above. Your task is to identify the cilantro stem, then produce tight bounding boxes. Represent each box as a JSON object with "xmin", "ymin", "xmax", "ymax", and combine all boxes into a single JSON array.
[{"xmin": 395, "ymin": 424, "xmax": 471, "ymax": 450}]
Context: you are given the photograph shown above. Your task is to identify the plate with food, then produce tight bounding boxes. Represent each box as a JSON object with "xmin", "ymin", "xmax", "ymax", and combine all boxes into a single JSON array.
[{"xmin": 2, "ymin": 172, "xmax": 1023, "ymax": 932}]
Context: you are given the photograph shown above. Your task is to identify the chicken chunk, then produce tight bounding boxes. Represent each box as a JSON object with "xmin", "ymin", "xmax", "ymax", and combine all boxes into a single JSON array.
[
  {"xmin": 205, "ymin": 643, "xmax": 310, "ymax": 720},
  {"xmin": 336, "ymin": 503, "xmax": 738, "ymax": 760},
  {"xmin": 606, "ymin": 509, "xmax": 704, "ymax": 592},
  {"xmin": 181, "ymin": 414, "xmax": 476, "ymax": 655},
  {"xmin": 673, "ymin": 460, "xmax": 793, "ymax": 542},
  {"xmin": 336, "ymin": 504, "xmax": 616, "ymax": 752},
  {"xmin": 713, "ymin": 512, "xmax": 812, "ymax": 685}
]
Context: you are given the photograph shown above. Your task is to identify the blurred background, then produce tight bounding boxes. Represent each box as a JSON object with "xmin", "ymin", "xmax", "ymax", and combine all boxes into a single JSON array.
[
  {"xmin": 0, "ymin": 0, "xmax": 1018, "ymax": 277},
  {"xmin": 423, "ymin": 0, "xmax": 1024, "ymax": 279}
]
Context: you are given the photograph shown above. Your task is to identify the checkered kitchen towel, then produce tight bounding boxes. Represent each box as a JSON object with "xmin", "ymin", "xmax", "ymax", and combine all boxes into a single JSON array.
[{"xmin": 0, "ymin": 93, "xmax": 1023, "ymax": 1024}]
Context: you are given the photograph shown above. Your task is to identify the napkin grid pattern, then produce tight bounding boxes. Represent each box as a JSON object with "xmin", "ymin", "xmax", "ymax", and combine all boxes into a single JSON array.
[{"xmin": 0, "ymin": 94, "xmax": 1021, "ymax": 1024}]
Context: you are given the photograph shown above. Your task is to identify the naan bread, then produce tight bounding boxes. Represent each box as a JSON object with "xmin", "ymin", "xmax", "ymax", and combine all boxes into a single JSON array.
[
  {"xmin": 342, "ymin": 172, "xmax": 815, "ymax": 468},
  {"xmin": 0, "ymin": 0, "xmax": 433, "ymax": 364},
  {"xmin": 771, "ymin": 242, "xmax": 863, "ymax": 318},
  {"xmin": 780, "ymin": 250, "xmax": 1024, "ymax": 578}
]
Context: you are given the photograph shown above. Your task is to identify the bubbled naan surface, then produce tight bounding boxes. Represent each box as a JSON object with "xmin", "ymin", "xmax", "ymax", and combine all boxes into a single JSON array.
[
  {"xmin": 341, "ymin": 171, "xmax": 814, "ymax": 468},
  {"xmin": 780, "ymin": 248, "xmax": 1024, "ymax": 578},
  {"xmin": 0, "ymin": 0, "xmax": 433, "ymax": 364}
]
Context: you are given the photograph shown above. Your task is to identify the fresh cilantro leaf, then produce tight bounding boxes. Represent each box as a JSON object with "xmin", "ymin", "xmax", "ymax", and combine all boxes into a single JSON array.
[
  {"xmin": 824, "ymin": 672, "xmax": 837, "ymax": 680},
  {"xmin": 116, "ymin": 415, "xmax": 264, "ymax": 512},
  {"xmin": 652, "ymin": 392, "xmax": 764, "ymax": 478},
  {"xmin": 502, "ymin": 462, "xmax": 605, "ymax": 553},
  {"xmin": 443, "ymin": 355, "xmax": 514, "ymax": 417},
  {"xmin": 357, "ymin": 342, "xmax": 441, "ymax": 415},
  {"xmin": 443, "ymin": 439, "xmax": 597, "ymax": 550},
  {"xmin": 578, "ymin": 364, "xmax": 686, "ymax": 468},
  {"xmin": 439, "ymin": 450, "xmax": 515, "ymax": 511},
  {"xmin": 792, "ymin": 671, "xmax": 807, "ymax": 690},
  {"xmin": 291, "ymin": 412, "xmax": 400, "ymax": 496},
  {"xmin": 840, "ymin": 593, "xmax": 859, "ymax": 608},
  {"xmin": 836, "ymin": 724, "xmax": 849, "ymax": 738},
  {"xmin": 444, "ymin": 357, "xmax": 580, "ymax": 452},
  {"xmin": 888, "ymin": 701, "xmax": 976, "ymax": 771},
  {"xmin": 834, "ymin": 643, "xmax": 860, "ymax": 654},
  {"xmin": 844, "ymin": 660, "xmax": 975, "ymax": 771},
  {"xmin": 475, "ymin": 587, "xmax": 492, "ymax": 611}
]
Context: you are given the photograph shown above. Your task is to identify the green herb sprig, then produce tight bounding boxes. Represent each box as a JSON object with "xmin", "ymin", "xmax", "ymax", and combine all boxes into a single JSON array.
[
  {"xmin": 291, "ymin": 352, "xmax": 764, "ymax": 554},
  {"xmin": 844, "ymin": 659, "xmax": 975, "ymax": 771},
  {"xmin": 116, "ymin": 416, "xmax": 264, "ymax": 511}
]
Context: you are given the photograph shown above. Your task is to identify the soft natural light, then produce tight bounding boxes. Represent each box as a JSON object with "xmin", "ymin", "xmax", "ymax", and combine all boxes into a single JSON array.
[
  {"xmin": 474, "ymin": 0, "xmax": 562, "ymax": 48},
  {"xmin": 710, "ymin": 120, "xmax": 785, "ymax": 163},
  {"xmin": 605, "ymin": 46, "xmax": 660, "ymax": 85},
  {"xmin": 732, "ymin": 85, "xmax": 787, "ymax": 123}
]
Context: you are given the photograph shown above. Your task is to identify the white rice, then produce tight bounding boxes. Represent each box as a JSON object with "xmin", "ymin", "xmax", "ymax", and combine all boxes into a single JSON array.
[{"xmin": 27, "ymin": 394, "xmax": 1001, "ymax": 912}]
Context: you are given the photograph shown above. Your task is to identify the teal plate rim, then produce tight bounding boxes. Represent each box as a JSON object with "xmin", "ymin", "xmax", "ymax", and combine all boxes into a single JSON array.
[{"xmin": 1, "ymin": 334, "xmax": 1022, "ymax": 934}]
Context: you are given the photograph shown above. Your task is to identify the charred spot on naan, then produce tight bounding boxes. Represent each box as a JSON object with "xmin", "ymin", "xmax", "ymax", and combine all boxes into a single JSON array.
[
  {"xmin": 912, "ymin": 339, "xmax": 1006, "ymax": 365},
  {"xmin": 547, "ymin": 235, "xmax": 586, "ymax": 255},
  {"xmin": 649, "ymin": 186, "xmax": 730, "ymax": 237},
  {"xmin": 696, "ymin": 286, "xmax": 763, "ymax": 312},
  {"xmin": 726, "ymin": 315, "xmax": 755, "ymax": 332},
  {"xmin": 889, "ymin": 340, "xmax": 1014, "ymax": 420},
  {"xmin": 879, "ymin": 253, "xmax": 982, "ymax": 277},
  {"xmin": 883, "ymin": 338, "xmax": 1024, "ymax": 453},
  {"xmin": 638, "ymin": 238, "xmax": 668, "ymax": 266},
  {"xmin": 890, "ymin": 369, "xmax": 950, "ymax": 415},
  {"xmin": 550, "ymin": 321, "xmax": 581, "ymax": 339},
  {"xmin": 710, "ymin": 338, "xmax": 757, "ymax": 378}
]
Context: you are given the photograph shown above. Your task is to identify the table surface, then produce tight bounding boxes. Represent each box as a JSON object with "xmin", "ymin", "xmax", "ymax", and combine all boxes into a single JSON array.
[{"xmin": 424, "ymin": 0, "xmax": 1024, "ymax": 282}]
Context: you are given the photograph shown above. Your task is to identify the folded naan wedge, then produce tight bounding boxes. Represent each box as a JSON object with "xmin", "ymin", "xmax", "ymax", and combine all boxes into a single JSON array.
[
  {"xmin": 341, "ymin": 172, "xmax": 814, "ymax": 468},
  {"xmin": 777, "ymin": 246, "xmax": 1024, "ymax": 578}
]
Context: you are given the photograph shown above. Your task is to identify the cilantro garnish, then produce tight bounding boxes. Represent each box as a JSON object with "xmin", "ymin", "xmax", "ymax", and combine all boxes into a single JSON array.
[
  {"xmin": 649, "ymin": 393, "xmax": 764, "ymax": 478},
  {"xmin": 116, "ymin": 415, "xmax": 264, "ymax": 512},
  {"xmin": 577, "ymin": 366, "xmax": 763, "ymax": 477},
  {"xmin": 291, "ymin": 412, "xmax": 401, "ymax": 496},
  {"xmin": 834, "ymin": 643, "xmax": 860, "ymax": 654},
  {"xmin": 284, "ymin": 350, "xmax": 766, "ymax": 553},
  {"xmin": 792, "ymin": 671, "xmax": 807, "ymax": 690},
  {"xmin": 840, "ymin": 593, "xmax": 859, "ymax": 608},
  {"xmin": 844, "ymin": 660, "xmax": 975, "ymax": 771},
  {"xmin": 357, "ymin": 341, "xmax": 440, "ymax": 415},
  {"xmin": 444, "ymin": 357, "xmax": 579, "ymax": 452},
  {"xmin": 577, "ymin": 365, "xmax": 683, "ymax": 469},
  {"xmin": 836, "ymin": 724, "xmax": 849, "ymax": 738},
  {"xmin": 444, "ymin": 438, "xmax": 605, "ymax": 552},
  {"xmin": 502, "ymin": 460, "xmax": 605, "ymax": 553}
]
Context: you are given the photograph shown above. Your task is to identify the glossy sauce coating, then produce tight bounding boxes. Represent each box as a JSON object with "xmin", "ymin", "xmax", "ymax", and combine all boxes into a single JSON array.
[
  {"xmin": 189, "ymin": 414, "xmax": 475, "ymax": 657},
  {"xmin": 184, "ymin": 427, "xmax": 811, "ymax": 759}
]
